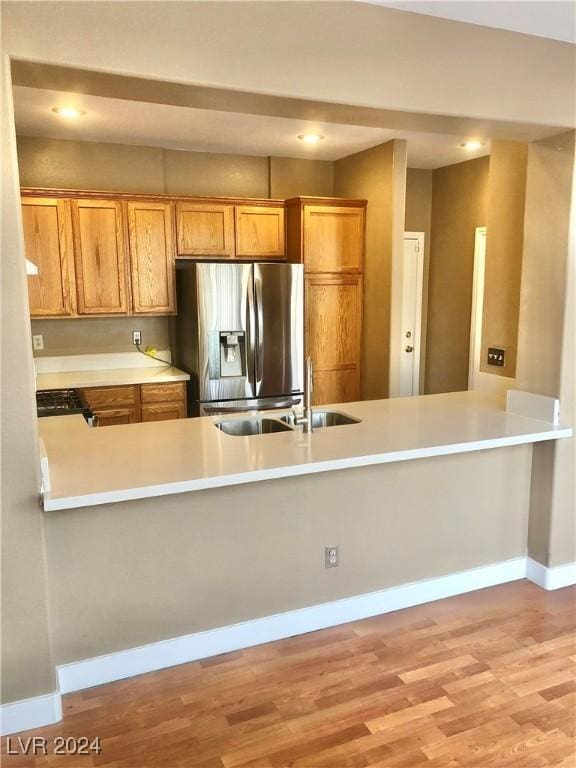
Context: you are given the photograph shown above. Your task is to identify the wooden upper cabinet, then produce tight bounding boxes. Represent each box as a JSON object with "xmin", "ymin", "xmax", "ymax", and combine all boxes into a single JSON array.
[
  {"xmin": 303, "ymin": 205, "xmax": 364, "ymax": 273},
  {"xmin": 127, "ymin": 201, "xmax": 176, "ymax": 314},
  {"xmin": 305, "ymin": 272, "xmax": 363, "ymax": 405},
  {"xmin": 235, "ymin": 205, "xmax": 285, "ymax": 259},
  {"xmin": 22, "ymin": 197, "xmax": 75, "ymax": 317},
  {"xmin": 176, "ymin": 202, "xmax": 234, "ymax": 258},
  {"xmin": 72, "ymin": 199, "xmax": 128, "ymax": 315}
]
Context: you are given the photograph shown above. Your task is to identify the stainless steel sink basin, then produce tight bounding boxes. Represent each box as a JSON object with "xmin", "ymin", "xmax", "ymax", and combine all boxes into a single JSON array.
[
  {"xmin": 279, "ymin": 410, "xmax": 361, "ymax": 429},
  {"xmin": 215, "ymin": 418, "xmax": 294, "ymax": 436}
]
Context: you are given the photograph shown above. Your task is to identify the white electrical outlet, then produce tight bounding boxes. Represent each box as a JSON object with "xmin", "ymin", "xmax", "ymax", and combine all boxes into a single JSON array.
[
  {"xmin": 325, "ymin": 545, "xmax": 339, "ymax": 568},
  {"xmin": 32, "ymin": 334, "xmax": 44, "ymax": 351},
  {"xmin": 132, "ymin": 330, "xmax": 142, "ymax": 345}
]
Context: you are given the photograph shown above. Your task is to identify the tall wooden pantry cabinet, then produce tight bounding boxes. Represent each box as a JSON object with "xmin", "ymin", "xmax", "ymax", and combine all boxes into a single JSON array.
[{"xmin": 286, "ymin": 197, "xmax": 366, "ymax": 406}]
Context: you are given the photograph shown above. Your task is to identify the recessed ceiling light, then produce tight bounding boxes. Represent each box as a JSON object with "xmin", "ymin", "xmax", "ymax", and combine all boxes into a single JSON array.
[
  {"xmin": 52, "ymin": 107, "xmax": 86, "ymax": 119},
  {"xmin": 460, "ymin": 140, "xmax": 485, "ymax": 151},
  {"xmin": 298, "ymin": 133, "xmax": 324, "ymax": 144}
]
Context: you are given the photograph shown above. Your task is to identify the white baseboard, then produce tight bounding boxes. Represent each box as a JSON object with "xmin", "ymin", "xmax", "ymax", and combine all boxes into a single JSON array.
[
  {"xmin": 526, "ymin": 557, "xmax": 576, "ymax": 590},
  {"xmin": 0, "ymin": 691, "xmax": 62, "ymax": 736},
  {"xmin": 5, "ymin": 556, "xmax": 573, "ymax": 734},
  {"xmin": 57, "ymin": 557, "xmax": 527, "ymax": 694}
]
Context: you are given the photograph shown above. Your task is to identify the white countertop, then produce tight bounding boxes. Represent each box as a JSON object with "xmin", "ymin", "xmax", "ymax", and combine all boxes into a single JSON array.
[
  {"xmin": 38, "ymin": 391, "xmax": 572, "ymax": 512},
  {"xmin": 37, "ymin": 366, "xmax": 189, "ymax": 390}
]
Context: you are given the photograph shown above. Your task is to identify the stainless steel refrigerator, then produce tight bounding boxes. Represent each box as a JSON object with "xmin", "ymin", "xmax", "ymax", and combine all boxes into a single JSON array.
[{"xmin": 173, "ymin": 262, "xmax": 304, "ymax": 416}]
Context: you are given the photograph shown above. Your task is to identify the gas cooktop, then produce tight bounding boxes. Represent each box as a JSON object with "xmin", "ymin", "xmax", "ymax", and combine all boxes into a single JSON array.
[{"xmin": 36, "ymin": 388, "xmax": 92, "ymax": 420}]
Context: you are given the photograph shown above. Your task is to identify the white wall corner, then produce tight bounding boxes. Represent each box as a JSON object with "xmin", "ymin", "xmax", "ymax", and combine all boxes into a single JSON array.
[
  {"xmin": 0, "ymin": 691, "xmax": 62, "ymax": 736},
  {"xmin": 526, "ymin": 557, "xmax": 576, "ymax": 590}
]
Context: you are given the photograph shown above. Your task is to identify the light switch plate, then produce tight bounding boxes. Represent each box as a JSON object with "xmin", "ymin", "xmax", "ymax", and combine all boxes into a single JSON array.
[{"xmin": 487, "ymin": 347, "xmax": 505, "ymax": 366}]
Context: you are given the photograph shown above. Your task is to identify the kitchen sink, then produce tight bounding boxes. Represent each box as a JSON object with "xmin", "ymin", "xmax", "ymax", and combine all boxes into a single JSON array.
[
  {"xmin": 215, "ymin": 418, "xmax": 294, "ymax": 436},
  {"xmin": 279, "ymin": 410, "xmax": 361, "ymax": 429}
]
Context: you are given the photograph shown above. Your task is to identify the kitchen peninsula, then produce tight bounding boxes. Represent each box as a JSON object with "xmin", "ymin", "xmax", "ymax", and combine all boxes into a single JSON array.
[{"xmin": 39, "ymin": 390, "xmax": 570, "ymax": 511}]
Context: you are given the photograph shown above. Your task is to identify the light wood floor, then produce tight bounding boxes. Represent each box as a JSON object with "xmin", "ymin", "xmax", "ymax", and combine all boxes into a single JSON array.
[{"xmin": 3, "ymin": 581, "xmax": 575, "ymax": 767}]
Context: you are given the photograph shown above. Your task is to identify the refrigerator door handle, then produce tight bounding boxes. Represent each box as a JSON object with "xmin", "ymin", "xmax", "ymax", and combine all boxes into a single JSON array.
[
  {"xmin": 246, "ymin": 269, "xmax": 257, "ymax": 392},
  {"xmin": 254, "ymin": 268, "xmax": 264, "ymax": 390},
  {"xmin": 203, "ymin": 398, "xmax": 302, "ymax": 415}
]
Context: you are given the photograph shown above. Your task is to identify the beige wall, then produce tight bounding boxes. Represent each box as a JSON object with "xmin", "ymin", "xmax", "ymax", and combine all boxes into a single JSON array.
[
  {"xmin": 334, "ymin": 141, "xmax": 407, "ymax": 400},
  {"xmin": 30, "ymin": 316, "xmax": 170, "ymax": 357},
  {"xmin": 405, "ymin": 169, "xmax": 433, "ymax": 393},
  {"xmin": 17, "ymin": 136, "xmax": 165, "ymax": 193},
  {"xmin": 4, "ymin": 2, "xmax": 574, "ymax": 127},
  {"xmin": 163, "ymin": 148, "xmax": 269, "ymax": 198},
  {"xmin": 1, "ymin": 63, "xmax": 56, "ymax": 703},
  {"xmin": 17, "ymin": 135, "xmax": 336, "ymax": 201},
  {"xmin": 269, "ymin": 157, "xmax": 334, "ymax": 198},
  {"xmin": 43, "ymin": 446, "xmax": 532, "ymax": 665},
  {"xmin": 482, "ymin": 140, "xmax": 528, "ymax": 378},
  {"xmin": 426, "ymin": 157, "xmax": 489, "ymax": 393},
  {"xmin": 518, "ymin": 131, "xmax": 575, "ymax": 567}
]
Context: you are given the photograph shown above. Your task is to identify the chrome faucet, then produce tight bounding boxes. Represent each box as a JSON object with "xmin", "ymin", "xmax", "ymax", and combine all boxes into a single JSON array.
[{"xmin": 294, "ymin": 356, "xmax": 314, "ymax": 433}]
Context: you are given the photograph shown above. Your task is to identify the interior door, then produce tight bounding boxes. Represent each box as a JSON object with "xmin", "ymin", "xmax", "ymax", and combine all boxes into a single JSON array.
[
  {"xmin": 398, "ymin": 233, "xmax": 425, "ymax": 397},
  {"xmin": 254, "ymin": 263, "xmax": 304, "ymax": 398}
]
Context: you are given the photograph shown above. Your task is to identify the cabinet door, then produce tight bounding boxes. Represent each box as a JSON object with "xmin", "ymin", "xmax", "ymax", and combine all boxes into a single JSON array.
[
  {"xmin": 128, "ymin": 202, "xmax": 176, "ymax": 314},
  {"xmin": 303, "ymin": 205, "xmax": 364, "ymax": 273},
  {"xmin": 72, "ymin": 199, "xmax": 128, "ymax": 314},
  {"xmin": 306, "ymin": 273, "xmax": 362, "ymax": 405},
  {"xmin": 141, "ymin": 402, "xmax": 186, "ymax": 422},
  {"xmin": 235, "ymin": 206, "xmax": 285, "ymax": 259},
  {"xmin": 176, "ymin": 203, "xmax": 234, "ymax": 257},
  {"xmin": 93, "ymin": 408, "xmax": 139, "ymax": 426},
  {"xmin": 22, "ymin": 197, "xmax": 75, "ymax": 317}
]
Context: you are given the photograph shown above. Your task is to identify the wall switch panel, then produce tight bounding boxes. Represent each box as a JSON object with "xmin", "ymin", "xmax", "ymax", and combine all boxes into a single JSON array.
[{"xmin": 487, "ymin": 347, "xmax": 505, "ymax": 366}]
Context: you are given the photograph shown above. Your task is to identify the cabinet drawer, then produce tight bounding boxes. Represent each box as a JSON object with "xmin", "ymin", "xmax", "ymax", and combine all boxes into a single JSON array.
[
  {"xmin": 93, "ymin": 407, "xmax": 139, "ymax": 426},
  {"xmin": 140, "ymin": 382, "xmax": 186, "ymax": 404},
  {"xmin": 141, "ymin": 403, "xmax": 186, "ymax": 422},
  {"xmin": 80, "ymin": 386, "xmax": 138, "ymax": 408}
]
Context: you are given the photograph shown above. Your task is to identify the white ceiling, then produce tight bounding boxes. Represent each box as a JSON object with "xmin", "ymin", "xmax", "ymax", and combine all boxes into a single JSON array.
[
  {"xmin": 364, "ymin": 1, "xmax": 576, "ymax": 44},
  {"xmin": 14, "ymin": 87, "xmax": 492, "ymax": 170}
]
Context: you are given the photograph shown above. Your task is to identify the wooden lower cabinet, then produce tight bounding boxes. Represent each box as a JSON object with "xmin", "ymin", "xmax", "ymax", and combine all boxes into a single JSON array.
[
  {"xmin": 93, "ymin": 407, "xmax": 139, "ymax": 427},
  {"xmin": 80, "ymin": 382, "xmax": 186, "ymax": 426},
  {"xmin": 141, "ymin": 402, "xmax": 186, "ymax": 422},
  {"xmin": 305, "ymin": 273, "xmax": 362, "ymax": 405},
  {"xmin": 141, "ymin": 382, "xmax": 187, "ymax": 422}
]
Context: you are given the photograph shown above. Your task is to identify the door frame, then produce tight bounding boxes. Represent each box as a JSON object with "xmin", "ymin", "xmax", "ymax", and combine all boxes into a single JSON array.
[
  {"xmin": 400, "ymin": 232, "xmax": 425, "ymax": 396},
  {"xmin": 469, "ymin": 227, "xmax": 487, "ymax": 390}
]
